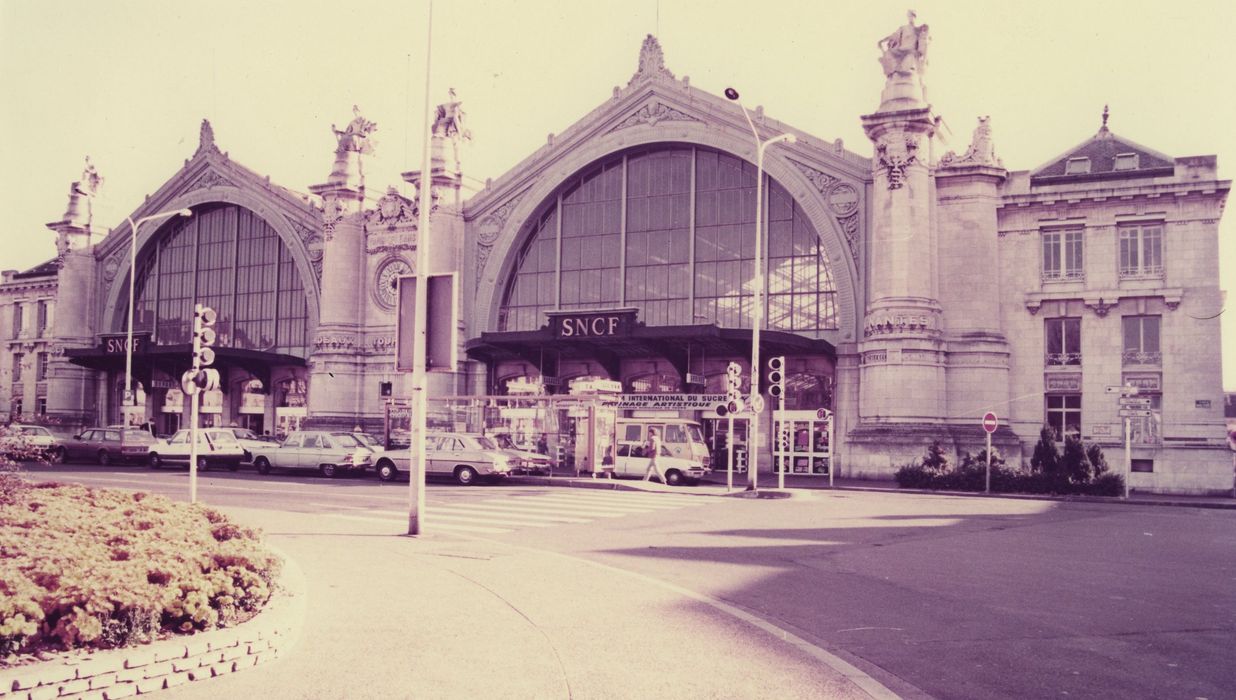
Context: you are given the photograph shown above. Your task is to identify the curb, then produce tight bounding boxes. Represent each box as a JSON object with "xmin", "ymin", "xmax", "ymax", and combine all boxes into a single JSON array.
[{"xmin": 0, "ymin": 543, "xmax": 307, "ymax": 700}]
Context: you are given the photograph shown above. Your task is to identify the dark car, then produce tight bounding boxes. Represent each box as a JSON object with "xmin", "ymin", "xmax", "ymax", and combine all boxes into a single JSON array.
[{"xmin": 55, "ymin": 428, "xmax": 156, "ymax": 465}]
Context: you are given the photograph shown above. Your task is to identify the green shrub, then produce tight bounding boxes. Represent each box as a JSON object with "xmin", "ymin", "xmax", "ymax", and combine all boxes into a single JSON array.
[
  {"xmin": 921, "ymin": 440, "xmax": 950, "ymax": 473},
  {"xmin": 1088, "ymin": 473, "xmax": 1125, "ymax": 497},
  {"xmin": 1061, "ymin": 435, "xmax": 1091, "ymax": 484},
  {"xmin": 0, "ymin": 484, "xmax": 281, "ymax": 655},
  {"xmin": 1086, "ymin": 443, "xmax": 1108, "ymax": 476},
  {"xmin": 1029, "ymin": 426, "xmax": 1060, "ymax": 476}
]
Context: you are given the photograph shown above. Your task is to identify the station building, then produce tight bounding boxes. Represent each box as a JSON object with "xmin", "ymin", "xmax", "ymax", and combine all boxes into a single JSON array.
[{"xmin": 3, "ymin": 18, "xmax": 1230, "ymax": 493}]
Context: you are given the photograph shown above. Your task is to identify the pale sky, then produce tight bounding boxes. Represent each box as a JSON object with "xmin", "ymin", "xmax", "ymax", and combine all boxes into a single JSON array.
[{"xmin": 1, "ymin": 0, "xmax": 1233, "ymax": 387}]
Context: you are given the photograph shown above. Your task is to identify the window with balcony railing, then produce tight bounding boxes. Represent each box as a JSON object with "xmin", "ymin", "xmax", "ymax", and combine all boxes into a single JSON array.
[
  {"xmin": 1118, "ymin": 224, "xmax": 1163, "ymax": 279},
  {"xmin": 1122, "ymin": 315, "xmax": 1161, "ymax": 365},
  {"xmin": 1042, "ymin": 230, "xmax": 1084, "ymax": 281},
  {"xmin": 1045, "ymin": 317, "xmax": 1081, "ymax": 366}
]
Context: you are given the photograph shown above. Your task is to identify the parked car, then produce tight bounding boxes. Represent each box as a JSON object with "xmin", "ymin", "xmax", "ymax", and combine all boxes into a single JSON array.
[
  {"xmin": 217, "ymin": 427, "xmax": 278, "ymax": 464},
  {"xmin": 372, "ymin": 432, "xmax": 516, "ymax": 484},
  {"xmin": 148, "ymin": 429, "xmax": 246, "ymax": 470},
  {"xmin": 1, "ymin": 424, "xmax": 60, "ymax": 461},
  {"xmin": 55, "ymin": 428, "xmax": 157, "ymax": 465},
  {"xmin": 494, "ymin": 433, "xmax": 553, "ymax": 474},
  {"xmin": 610, "ymin": 443, "xmax": 709, "ymax": 486},
  {"xmin": 350, "ymin": 432, "xmax": 386, "ymax": 452},
  {"xmin": 250, "ymin": 430, "xmax": 374, "ymax": 478}
]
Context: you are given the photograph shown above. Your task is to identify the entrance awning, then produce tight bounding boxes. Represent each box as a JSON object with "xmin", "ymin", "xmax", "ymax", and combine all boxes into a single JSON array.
[
  {"xmin": 466, "ymin": 323, "xmax": 835, "ymax": 380},
  {"xmin": 65, "ymin": 344, "xmax": 305, "ymax": 387}
]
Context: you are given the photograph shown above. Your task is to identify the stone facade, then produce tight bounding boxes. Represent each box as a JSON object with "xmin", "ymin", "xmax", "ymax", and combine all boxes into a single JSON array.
[{"xmin": 13, "ymin": 20, "xmax": 1231, "ymax": 494}]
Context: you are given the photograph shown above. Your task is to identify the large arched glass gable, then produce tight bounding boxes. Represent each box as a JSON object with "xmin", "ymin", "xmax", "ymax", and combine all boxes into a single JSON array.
[
  {"xmin": 498, "ymin": 145, "xmax": 838, "ymax": 336},
  {"xmin": 120, "ymin": 204, "xmax": 310, "ymax": 357}
]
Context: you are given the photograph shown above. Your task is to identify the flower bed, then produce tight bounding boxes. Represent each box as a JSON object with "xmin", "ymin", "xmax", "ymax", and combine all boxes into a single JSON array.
[{"xmin": 0, "ymin": 482, "xmax": 281, "ymax": 658}]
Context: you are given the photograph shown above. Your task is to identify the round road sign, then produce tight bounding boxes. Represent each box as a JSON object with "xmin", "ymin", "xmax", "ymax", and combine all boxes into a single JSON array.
[{"xmin": 982, "ymin": 412, "xmax": 998, "ymax": 433}]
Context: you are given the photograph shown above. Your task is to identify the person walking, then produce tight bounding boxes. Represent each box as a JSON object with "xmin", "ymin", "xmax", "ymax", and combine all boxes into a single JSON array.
[{"xmin": 643, "ymin": 428, "xmax": 668, "ymax": 484}]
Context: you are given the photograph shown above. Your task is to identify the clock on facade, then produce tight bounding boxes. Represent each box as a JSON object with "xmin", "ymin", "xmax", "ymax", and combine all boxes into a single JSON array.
[{"xmin": 375, "ymin": 258, "xmax": 412, "ymax": 309}]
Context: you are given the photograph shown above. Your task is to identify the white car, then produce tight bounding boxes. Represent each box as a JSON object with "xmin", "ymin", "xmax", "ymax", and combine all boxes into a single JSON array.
[
  {"xmin": 610, "ymin": 444, "xmax": 709, "ymax": 486},
  {"xmin": 148, "ymin": 429, "xmax": 246, "ymax": 470},
  {"xmin": 494, "ymin": 434, "xmax": 553, "ymax": 474},
  {"xmin": 1, "ymin": 424, "xmax": 59, "ymax": 461},
  {"xmin": 250, "ymin": 430, "xmax": 374, "ymax": 478},
  {"xmin": 219, "ymin": 427, "xmax": 279, "ymax": 464},
  {"xmin": 372, "ymin": 433, "xmax": 515, "ymax": 484}
]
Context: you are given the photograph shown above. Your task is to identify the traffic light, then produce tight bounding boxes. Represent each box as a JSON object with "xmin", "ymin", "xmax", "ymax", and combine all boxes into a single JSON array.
[
  {"xmin": 723, "ymin": 361, "xmax": 745, "ymax": 416},
  {"xmin": 192, "ymin": 304, "xmax": 217, "ymax": 370},
  {"xmin": 767, "ymin": 356, "xmax": 786, "ymax": 399}
]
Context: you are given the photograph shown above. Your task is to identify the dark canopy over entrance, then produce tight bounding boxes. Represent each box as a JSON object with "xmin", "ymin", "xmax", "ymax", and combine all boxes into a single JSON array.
[
  {"xmin": 466, "ymin": 323, "xmax": 835, "ymax": 387},
  {"xmin": 65, "ymin": 344, "xmax": 305, "ymax": 389}
]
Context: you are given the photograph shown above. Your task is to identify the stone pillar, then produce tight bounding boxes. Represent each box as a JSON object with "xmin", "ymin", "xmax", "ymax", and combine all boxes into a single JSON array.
[
  {"xmin": 935, "ymin": 121, "xmax": 1013, "ymax": 454},
  {"xmin": 306, "ymin": 109, "xmax": 375, "ymax": 428},
  {"xmin": 45, "ymin": 183, "xmax": 99, "ymax": 427}
]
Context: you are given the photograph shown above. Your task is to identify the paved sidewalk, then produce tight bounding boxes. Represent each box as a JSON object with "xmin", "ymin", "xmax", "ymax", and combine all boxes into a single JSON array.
[{"xmin": 159, "ymin": 505, "xmax": 888, "ymax": 700}]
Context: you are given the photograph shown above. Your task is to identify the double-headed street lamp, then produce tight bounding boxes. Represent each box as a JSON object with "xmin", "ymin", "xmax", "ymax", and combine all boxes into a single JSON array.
[
  {"xmin": 725, "ymin": 87, "xmax": 796, "ymax": 490},
  {"xmin": 123, "ymin": 208, "xmax": 193, "ymax": 423}
]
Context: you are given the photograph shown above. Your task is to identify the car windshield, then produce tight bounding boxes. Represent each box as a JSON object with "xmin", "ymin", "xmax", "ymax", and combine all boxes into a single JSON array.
[
  {"xmin": 208, "ymin": 432, "xmax": 239, "ymax": 444},
  {"xmin": 232, "ymin": 429, "xmax": 259, "ymax": 440},
  {"xmin": 469, "ymin": 436, "xmax": 498, "ymax": 450},
  {"xmin": 353, "ymin": 433, "xmax": 381, "ymax": 447},
  {"xmin": 687, "ymin": 425, "xmax": 704, "ymax": 442},
  {"xmin": 122, "ymin": 430, "xmax": 154, "ymax": 442},
  {"xmin": 17, "ymin": 427, "xmax": 50, "ymax": 437},
  {"xmin": 331, "ymin": 433, "xmax": 362, "ymax": 447}
]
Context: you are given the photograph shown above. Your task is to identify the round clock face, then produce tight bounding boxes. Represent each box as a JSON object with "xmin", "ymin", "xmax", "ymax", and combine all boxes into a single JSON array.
[{"xmin": 375, "ymin": 259, "xmax": 412, "ymax": 309}]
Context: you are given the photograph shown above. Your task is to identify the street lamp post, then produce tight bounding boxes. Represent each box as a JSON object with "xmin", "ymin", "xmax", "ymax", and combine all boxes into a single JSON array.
[
  {"xmin": 725, "ymin": 87, "xmax": 796, "ymax": 491},
  {"xmin": 123, "ymin": 208, "xmax": 192, "ymax": 426}
]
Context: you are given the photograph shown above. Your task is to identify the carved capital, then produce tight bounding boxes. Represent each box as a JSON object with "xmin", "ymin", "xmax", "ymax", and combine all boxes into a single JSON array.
[{"xmin": 874, "ymin": 132, "xmax": 920, "ymax": 190}]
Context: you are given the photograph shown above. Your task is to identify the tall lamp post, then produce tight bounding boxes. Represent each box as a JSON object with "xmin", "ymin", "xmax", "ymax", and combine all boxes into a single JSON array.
[
  {"xmin": 725, "ymin": 87, "xmax": 796, "ymax": 490},
  {"xmin": 123, "ymin": 209, "xmax": 192, "ymax": 425}
]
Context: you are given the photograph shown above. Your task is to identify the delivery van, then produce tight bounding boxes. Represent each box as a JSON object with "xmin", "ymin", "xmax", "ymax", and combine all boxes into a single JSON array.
[{"xmin": 615, "ymin": 417, "xmax": 711, "ymax": 469}]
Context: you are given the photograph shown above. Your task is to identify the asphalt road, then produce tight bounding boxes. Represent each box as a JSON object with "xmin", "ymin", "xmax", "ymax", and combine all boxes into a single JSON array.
[{"xmin": 22, "ymin": 462, "xmax": 1236, "ymax": 699}]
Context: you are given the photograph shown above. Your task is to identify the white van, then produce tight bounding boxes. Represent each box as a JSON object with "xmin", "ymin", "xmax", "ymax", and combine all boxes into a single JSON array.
[{"xmin": 616, "ymin": 418, "xmax": 711, "ymax": 469}]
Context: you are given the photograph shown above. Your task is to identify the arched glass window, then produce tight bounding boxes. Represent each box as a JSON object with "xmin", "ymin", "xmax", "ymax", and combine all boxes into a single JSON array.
[
  {"xmin": 124, "ymin": 204, "xmax": 310, "ymax": 357},
  {"xmin": 498, "ymin": 145, "xmax": 837, "ymax": 336}
]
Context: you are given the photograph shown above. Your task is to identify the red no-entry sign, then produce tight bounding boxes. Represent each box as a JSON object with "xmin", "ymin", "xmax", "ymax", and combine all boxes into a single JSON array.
[{"xmin": 982, "ymin": 412, "xmax": 999, "ymax": 433}]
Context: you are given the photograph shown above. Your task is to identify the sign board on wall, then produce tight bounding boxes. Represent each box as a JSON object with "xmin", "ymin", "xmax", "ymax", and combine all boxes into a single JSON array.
[
  {"xmin": 201, "ymin": 390, "xmax": 223, "ymax": 414},
  {"xmin": 162, "ymin": 388, "xmax": 184, "ymax": 413},
  {"xmin": 546, "ymin": 308, "xmax": 638, "ymax": 339},
  {"xmin": 599, "ymin": 394, "xmax": 727, "ymax": 410},
  {"xmin": 239, "ymin": 393, "xmax": 266, "ymax": 414}
]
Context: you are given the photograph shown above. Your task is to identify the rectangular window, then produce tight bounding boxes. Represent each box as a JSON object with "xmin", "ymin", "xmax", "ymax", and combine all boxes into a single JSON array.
[
  {"xmin": 36, "ymin": 301, "xmax": 48, "ymax": 337},
  {"xmin": 1128, "ymin": 394, "xmax": 1162, "ymax": 446},
  {"xmin": 36, "ymin": 352, "xmax": 48, "ymax": 381},
  {"xmin": 1113, "ymin": 153, "xmax": 1139, "ymax": 171},
  {"xmin": 12, "ymin": 303, "xmax": 22, "ymax": 339},
  {"xmin": 35, "ymin": 397, "xmax": 46, "ymax": 415},
  {"xmin": 10, "ymin": 398, "xmax": 21, "ymax": 418},
  {"xmin": 1042, "ymin": 230, "xmax": 1084, "ymax": 280},
  {"xmin": 1046, "ymin": 394, "xmax": 1082, "ymax": 440},
  {"xmin": 1121, "ymin": 316, "xmax": 1161, "ymax": 365},
  {"xmin": 1118, "ymin": 224, "xmax": 1163, "ymax": 278},
  {"xmin": 12, "ymin": 353, "xmax": 23, "ymax": 382},
  {"xmin": 1130, "ymin": 458, "xmax": 1154, "ymax": 473},
  {"xmin": 1045, "ymin": 318, "xmax": 1082, "ymax": 366}
]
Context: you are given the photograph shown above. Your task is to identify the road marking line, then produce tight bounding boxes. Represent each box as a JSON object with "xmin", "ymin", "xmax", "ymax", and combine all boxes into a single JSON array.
[
  {"xmin": 549, "ymin": 490, "xmax": 706, "ymax": 505},
  {"xmin": 324, "ymin": 513, "xmax": 511, "ymax": 534},
  {"xmin": 534, "ymin": 493, "xmax": 703, "ymax": 510},
  {"xmin": 309, "ymin": 503, "xmax": 553, "ymax": 528},
  {"xmin": 509, "ymin": 495, "xmax": 670, "ymax": 514},
  {"xmin": 479, "ymin": 500, "xmax": 628, "ymax": 518},
  {"xmin": 422, "ymin": 504, "xmax": 591, "ymax": 523}
]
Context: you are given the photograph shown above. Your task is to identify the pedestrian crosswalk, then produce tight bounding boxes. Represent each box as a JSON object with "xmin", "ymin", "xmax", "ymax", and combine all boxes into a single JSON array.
[{"xmin": 315, "ymin": 489, "xmax": 708, "ymax": 535}]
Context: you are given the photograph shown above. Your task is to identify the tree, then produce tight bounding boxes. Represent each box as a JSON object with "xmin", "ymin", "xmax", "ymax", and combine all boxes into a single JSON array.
[
  {"xmin": 1029, "ymin": 426, "xmax": 1060, "ymax": 476},
  {"xmin": 1086, "ymin": 443, "xmax": 1108, "ymax": 476},
  {"xmin": 921, "ymin": 440, "xmax": 950, "ymax": 473},
  {"xmin": 1060, "ymin": 435, "xmax": 1091, "ymax": 484}
]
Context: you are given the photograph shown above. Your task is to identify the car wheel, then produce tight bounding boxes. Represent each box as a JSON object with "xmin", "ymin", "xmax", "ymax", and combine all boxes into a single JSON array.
[
  {"xmin": 664, "ymin": 469, "xmax": 683, "ymax": 486},
  {"xmin": 376, "ymin": 460, "xmax": 398, "ymax": 482},
  {"xmin": 97, "ymin": 450, "xmax": 110, "ymax": 467},
  {"xmin": 50, "ymin": 447, "xmax": 67, "ymax": 464},
  {"xmin": 255, "ymin": 457, "xmax": 272, "ymax": 475},
  {"xmin": 149, "ymin": 453, "xmax": 162, "ymax": 469},
  {"xmin": 455, "ymin": 465, "xmax": 478, "ymax": 486},
  {"xmin": 320, "ymin": 464, "xmax": 337, "ymax": 478}
]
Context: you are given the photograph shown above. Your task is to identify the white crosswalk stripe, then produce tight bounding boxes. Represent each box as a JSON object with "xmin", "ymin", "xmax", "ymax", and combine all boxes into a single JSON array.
[{"xmin": 315, "ymin": 489, "xmax": 708, "ymax": 535}]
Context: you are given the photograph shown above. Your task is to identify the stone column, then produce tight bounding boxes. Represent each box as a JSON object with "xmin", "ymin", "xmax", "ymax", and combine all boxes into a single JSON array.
[
  {"xmin": 45, "ymin": 184, "xmax": 99, "ymax": 428},
  {"xmin": 935, "ymin": 124, "xmax": 1012, "ymax": 454},
  {"xmin": 306, "ymin": 110, "xmax": 374, "ymax": 428}
]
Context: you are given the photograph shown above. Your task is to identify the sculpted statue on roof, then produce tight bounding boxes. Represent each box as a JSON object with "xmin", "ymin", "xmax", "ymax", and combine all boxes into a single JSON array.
[
  {"xmin": 333, "ymin": 105, "xmax": 377, "ymax": 155},
  {"xmin": 433, "ymin": 88, "xmax": 471, "ymax": 142},
  {"xmin": 877, "ymin": 10, "xmax": 930, "ymax": 80}
]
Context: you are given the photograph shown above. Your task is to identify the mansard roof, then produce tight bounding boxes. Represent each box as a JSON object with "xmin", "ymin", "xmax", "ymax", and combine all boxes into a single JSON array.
[
  {"xmin": 12, "ymin": 258, "xmax": 59, "ymax": 280},
  {"xmin": 1031, "ymin": 110, "xmax": 1174, "ymax": 185}
]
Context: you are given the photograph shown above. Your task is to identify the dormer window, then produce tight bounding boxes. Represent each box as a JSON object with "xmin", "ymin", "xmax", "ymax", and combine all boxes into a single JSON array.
[
  {"xmin": 1113, "ymin": 153, "xmax": 1139, "ymax": 171},
  {"xmin": 1065, "ymin": 157, "xmax": 1091, "ymax": 175}
]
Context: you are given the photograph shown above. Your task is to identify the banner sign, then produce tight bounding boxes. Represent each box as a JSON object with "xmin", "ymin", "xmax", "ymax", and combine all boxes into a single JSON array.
[
  {"xmin": 546, "ymin": 308, "xmax": 638, "ymax": 339},
  {"xmin": 599, "ymin": 393, "xmax": 727, "ymax": 410}
]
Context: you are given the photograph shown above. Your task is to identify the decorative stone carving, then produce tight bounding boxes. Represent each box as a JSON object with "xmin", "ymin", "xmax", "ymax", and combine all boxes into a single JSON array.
[
  {"xmin": 874, "ymin": 132, "xmax": 919, "ymax": 189},
  {"xmin": 1084, "ymin": 297, "xmax": 1115, "ymax": 317},
  {"xmin": 78, "ymin": 156, "xmax": 103, "ymax": 197},
  {"xmin": 188, "ymin": 169, "xmax": 233, "ymax": 192},
  {"xmin": 195, "ymin": 119, "xmax": 220, "ymax": 156},
  {"xmin": 612, "ymin": 102, "xmax": 700, "ymax": 131},
  {"xmin": 475, "ymin": 195, "xmax": 522, "ymax": 288},
  {"xmin": 322, "ymin": 199, "xmax": 347, "ymax": 243},
  {"xmin": 941, "ymin": 116, "xmax": 1003, "ymax": 168},
  {"xmin": 433, "ymin": 88, "xmax": 471, "ymax": 142},
  {"xmin": 367, "ymin": 187, "xmax": 416, "ymax": 229},
  {"xmin": 838, "ymin": 212, "xmax": 861, "ymax": 264},
  {"xmin": 826, "ymin": 183, "xmax": 860, "ymax": 217},
  {"xmin": 628, "ymin": 34, "xmax": 675, "ymax": 86},
  {"xmin": 790, "ymin": 160, "xmax": 838, "ymax": 195},
  {"xmin": 332, "ymin": 105, "xmax": 377, "ymax": 156},
  {"xmin": 102, "ymin": 254, "xmax": 121, "ymax": 282},
  {"xmin": 876, "ymin": 11, "xmax": 930, "ymax": 109},
  {"xmin": 862, "ymin": 350, "xmax": 888, "ymax": 364}
]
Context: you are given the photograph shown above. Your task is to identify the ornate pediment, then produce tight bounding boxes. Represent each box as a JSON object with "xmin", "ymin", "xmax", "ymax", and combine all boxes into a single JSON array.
[{"xmin": 610, "ymin": 101, "xmax": 701, "ymax": 132}]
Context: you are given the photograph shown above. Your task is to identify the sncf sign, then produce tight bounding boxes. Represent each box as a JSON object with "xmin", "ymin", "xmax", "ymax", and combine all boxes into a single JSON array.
[
  {"xmin": 548, "ymin": 309, "xmax": 637, "ymax": 339},
  {"xmin": 99, "ymin": 333, "xmax": 151, "ymax": 354}
]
